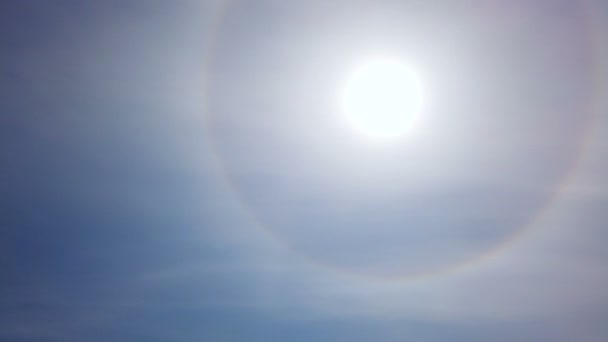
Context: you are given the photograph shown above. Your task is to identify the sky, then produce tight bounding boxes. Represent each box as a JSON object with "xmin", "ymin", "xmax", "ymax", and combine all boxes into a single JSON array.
[{"xmin": 1, "ymin": 1, "xmax": 607, "ymax": 341}]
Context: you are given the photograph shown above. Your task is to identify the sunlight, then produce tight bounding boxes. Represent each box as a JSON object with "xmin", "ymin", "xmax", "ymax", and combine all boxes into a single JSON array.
[{"xmin": 341, "ymin": 59, "xmax": 425, "ymax": 140}]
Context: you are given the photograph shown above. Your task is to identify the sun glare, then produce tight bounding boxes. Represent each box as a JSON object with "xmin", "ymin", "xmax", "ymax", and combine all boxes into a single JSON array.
[{"xmin": 341, "ymin": 59, "xmax": 424, "ymax": 140}]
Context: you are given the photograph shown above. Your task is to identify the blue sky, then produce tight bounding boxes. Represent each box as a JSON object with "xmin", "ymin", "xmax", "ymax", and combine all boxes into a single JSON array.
[{"xmin": 1, "ymin": 1, "xmax": 607, "ymax": 341}]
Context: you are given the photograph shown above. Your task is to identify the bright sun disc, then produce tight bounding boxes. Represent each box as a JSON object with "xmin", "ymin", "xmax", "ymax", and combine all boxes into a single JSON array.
[{"xmin": 341, "ymin": 59, "xmax": 424, "ymax": 139}]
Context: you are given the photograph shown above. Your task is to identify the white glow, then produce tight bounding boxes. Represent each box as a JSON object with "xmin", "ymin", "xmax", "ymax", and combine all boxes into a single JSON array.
[{"xmin": 341, "ymin": 59, "xmax": 424, "ymax": 139}]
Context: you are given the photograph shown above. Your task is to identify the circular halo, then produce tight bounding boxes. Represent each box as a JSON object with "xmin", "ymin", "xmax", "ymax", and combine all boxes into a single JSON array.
[{"xmin": 201, "ymin": 0, "xmax": 603, "ymax": 282}]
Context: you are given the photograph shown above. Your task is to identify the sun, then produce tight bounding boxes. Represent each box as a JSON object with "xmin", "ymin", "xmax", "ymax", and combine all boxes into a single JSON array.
[{"xmin": 341, "ymin": 58, "xmax": 425, "ymax": 140}]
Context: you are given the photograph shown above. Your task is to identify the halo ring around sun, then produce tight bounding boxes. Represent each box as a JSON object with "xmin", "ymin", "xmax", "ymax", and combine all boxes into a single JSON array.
[{"xmin": 200, "ymin": 0, "xmax": 602, "ymax": 282}]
